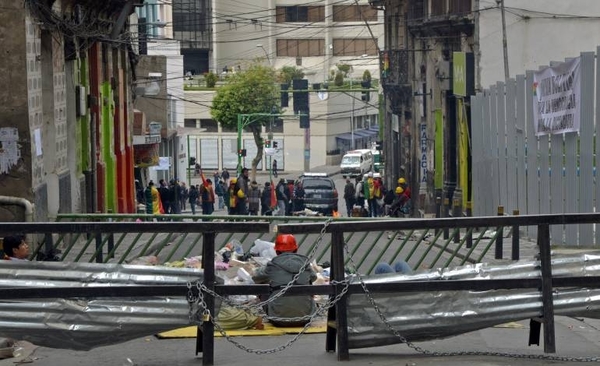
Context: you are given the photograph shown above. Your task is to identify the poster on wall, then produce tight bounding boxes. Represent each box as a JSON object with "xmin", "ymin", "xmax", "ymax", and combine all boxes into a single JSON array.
[{"xmin": 532, "ymin": 57, "xmax": 581, "ymax": 136}]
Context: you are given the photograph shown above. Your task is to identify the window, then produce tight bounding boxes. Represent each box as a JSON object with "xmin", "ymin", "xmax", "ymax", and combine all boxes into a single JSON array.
[
  {"xmin": 276, "ymin": 39, "xmax": 325, "ymax": 57},
  {"xmin": 173, "ymin": 12, "xmax": 206, "ymax": 32},
  {"xmin": 332, "ymin": 38, "xmax": 378, "ymax": 56},
  {"xmin": 430, "ymin": 0, "xmax": 447, "ymax": 16},
  {"xmin": 449, "ymin": 0, "xmax": 471, "ymax": 14},
  {"xmin": 200, "ymin": 119, "xmax": 218, "ymax": 132},
  {"xmin": 276, "ymin": 6, "xmax": 325, "ymax": 23},
  {"xmin": 332, "ymin": 5, "xmax": 377, "ymax": 22},
  {"xmin": 184, "ymin": 119, "xmax": 197, "ymax": 128}
]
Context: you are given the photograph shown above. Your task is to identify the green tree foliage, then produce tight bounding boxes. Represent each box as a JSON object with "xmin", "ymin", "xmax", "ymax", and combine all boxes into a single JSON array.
[
  {"xmin": 334, "ymin": 71, "xmax": 344, "ymax": 86},
  {"xmin": 205, "ymin": 71, "xmax": 218, "ymax": 88},
  {"xmin": 362, "ymin": 70, "xmax": 372, "ymax": 82},
  {"xmin": 336, "ymin": 63, "xmax": 352, "ymax": 77},
  {"xmin": 278, "ymin": 66, "xmax": 305, "ymax": 84},
  {"xmin": 211, "ymin": 63, "xmax": 278, "ymax": 177}
]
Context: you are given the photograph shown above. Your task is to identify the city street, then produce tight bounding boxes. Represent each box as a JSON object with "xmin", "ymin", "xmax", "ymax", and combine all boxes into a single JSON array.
[{"xmin": 7, "ymin": 316, "xmax": 600, "ymax": 365}]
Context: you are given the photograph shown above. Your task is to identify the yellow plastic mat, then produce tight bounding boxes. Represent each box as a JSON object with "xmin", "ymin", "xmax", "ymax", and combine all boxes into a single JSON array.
[{"xmin": 157, "ymin": 322, "xmax": 327, "ymax": 339}]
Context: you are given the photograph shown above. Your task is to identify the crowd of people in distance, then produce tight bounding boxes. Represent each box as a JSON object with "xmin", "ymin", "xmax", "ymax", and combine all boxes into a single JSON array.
[{"xmin": 343, "ymin": 173, "xmax": 412, "ymax": 218}]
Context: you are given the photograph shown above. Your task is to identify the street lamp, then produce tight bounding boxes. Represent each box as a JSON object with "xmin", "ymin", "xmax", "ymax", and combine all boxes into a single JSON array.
[{"xmin": 256, "ymin": 44, "xmax": 271, "ymax": 66}]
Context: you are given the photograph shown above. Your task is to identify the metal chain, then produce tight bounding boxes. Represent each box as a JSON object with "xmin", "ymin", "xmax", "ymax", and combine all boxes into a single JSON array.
[
  {"xmin": 342, "ymin": 242, "xmax": 600, "ymax": 362},
  {"xmin": 188, "ymin": 218, "xmax": 350, "ymax": 354},
  {"xmin": 196, "ymin": 218, "xmax": 333, "ymax": 315}
]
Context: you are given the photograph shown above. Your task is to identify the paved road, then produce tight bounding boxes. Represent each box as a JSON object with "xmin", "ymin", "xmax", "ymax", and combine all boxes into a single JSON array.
[{"xmin": 6, "ymin": 315, "xmax": 600, "ymax": 365}]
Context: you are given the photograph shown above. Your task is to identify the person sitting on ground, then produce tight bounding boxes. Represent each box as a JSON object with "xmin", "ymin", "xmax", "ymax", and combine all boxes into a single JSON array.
[
  {"xmin": 252, "ymin": 234, "xmax": 316, "ymax": 327},
  {"xmin": 374, "ymin": 260, "xmax": 412, "ymax": 275},
  {"xmin": 2, "ymin": 235, "xmax": 30, "ymax": 261}
]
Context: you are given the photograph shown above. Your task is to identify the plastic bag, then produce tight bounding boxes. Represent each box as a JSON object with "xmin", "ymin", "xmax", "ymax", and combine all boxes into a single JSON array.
[{"xmin": 249, "ymin": 239, "xmax": 276, "ymax": 259}]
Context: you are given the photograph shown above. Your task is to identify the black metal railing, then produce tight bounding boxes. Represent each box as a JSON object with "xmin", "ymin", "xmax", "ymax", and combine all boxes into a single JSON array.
[{"xmin": 2, "ymin": 214, "xmax": 600, "ymax": 364}]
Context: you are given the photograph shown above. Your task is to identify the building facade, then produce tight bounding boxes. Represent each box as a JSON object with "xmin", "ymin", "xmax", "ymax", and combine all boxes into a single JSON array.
[
  {"xmin": 0, "ymin": 0, "xmax": 142, "ymax": 222},
  {"xmin": 378, "ymin": 0, "xmax": 600, "ymax": 216},
  {"xmin": 186, "ymin": 0, "xmax": 384, "ymax": 172}
]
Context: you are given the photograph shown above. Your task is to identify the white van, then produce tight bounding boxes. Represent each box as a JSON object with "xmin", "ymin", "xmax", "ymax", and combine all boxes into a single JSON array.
[{"xmin": 340, "ymin": 149, "xmax": 373, "ymax": 177}]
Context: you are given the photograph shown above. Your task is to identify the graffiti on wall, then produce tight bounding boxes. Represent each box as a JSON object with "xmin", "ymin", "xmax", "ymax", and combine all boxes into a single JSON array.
[{"xmin": 0, "ymin": 127, "xmax": 20, "ymax": 174}]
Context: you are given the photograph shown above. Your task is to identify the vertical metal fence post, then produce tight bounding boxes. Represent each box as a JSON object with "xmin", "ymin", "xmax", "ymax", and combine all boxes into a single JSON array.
[
  {"xmin": 495, "ymin": 206, "xmax": 504, "ymax": 259},
  {"xmin": 452, "ymin": 198, "xmax": 461, "ymax": 243},
  {"xmin": 435, "ymin": 196, "xmax": 442, "ymax": 235},
  {"xmin": 466, "ymin": 201, "xmax": 473, "ymax": 248},
  {"xmin": 107, "ymin": 210, "xmax": 114, "ymax": 259},
  {"xmin": 537, "ymin": 223, "xmax": 556, "ymax": 353},
  {"xmin": 443, "ymin": 198, "xmax": 450, "ymax": 239},
  {"xmin": 512, "ymin": 209, "xmax": 520, "ymax": 260},
  {"xmin": 95, "ymin": 232, "xmax": 103, "ymax": 263},
  {"xmin": 201, "ymin": 231, "xmax": 216, "ymax": 365},
  {"xmin": 331, "ymin": 230, "xmax": 349, "ymax": 361},
  {"xmin": 44, "ymin": 232, "xmax": 54, "ymax": 260}
]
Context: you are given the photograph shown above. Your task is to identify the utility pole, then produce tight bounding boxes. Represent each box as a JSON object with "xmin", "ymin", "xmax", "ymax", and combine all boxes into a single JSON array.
[{"xmin": 497, "ymin": 0, "xmax": 510, "ymax": 81}]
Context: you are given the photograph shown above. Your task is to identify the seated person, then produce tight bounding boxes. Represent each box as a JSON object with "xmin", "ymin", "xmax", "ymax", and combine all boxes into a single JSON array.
[
  {"xmin": 252, "ymin": 234, "xmax": 316, "ymax": 327},
  {"xmin": 2, "ymin": 235, "xmax": 30, "ymax": 261},
  {"xmin": 389, "ymin": 187, "xmax": 411, "ymax": 217},
  {"xmin": 374, "ymin": 260, "xmax": 412, "ymax": 275}
]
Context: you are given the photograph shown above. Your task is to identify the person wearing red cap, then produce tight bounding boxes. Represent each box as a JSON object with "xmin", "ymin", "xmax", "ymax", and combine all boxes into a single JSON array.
[{"xmin": 252, "ymin": 234, "xmax": 316, "ymax": 327}]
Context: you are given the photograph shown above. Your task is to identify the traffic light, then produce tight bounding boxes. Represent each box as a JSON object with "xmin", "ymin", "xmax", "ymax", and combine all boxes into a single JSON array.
[
  {"xmin": 238, "ymin": 149, "xmax": 247, "ymax": 157},
  {"xmin": 293, "ymin": 79, "xmax": 309, "ymax": 114},
  {"xmin": 361, "ymin": 80, "xmax": 371, "ymax": 102},
  {"xmin": 264, "ymin": 140, "xmax": 270, "ymax": 148},
  {"xmin": 189, "ymin": 157, "xmax": 196, "ymax": 166},
  {"xmin": 281, "ymin": 83, "xmax": 289, "ymax": 107},
  {"xmin": 299, "ymin": 114, "xmax": 310, "ymax": 129},
  {"xmin": 273, "ymin": 141, "xmax": 278, "ymax": 148}
]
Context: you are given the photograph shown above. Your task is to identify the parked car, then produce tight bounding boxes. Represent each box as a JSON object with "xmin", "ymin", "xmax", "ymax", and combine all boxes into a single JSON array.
[{"xmin": 299, "ymin": 173, "xmax": 338, "ymax": 216}]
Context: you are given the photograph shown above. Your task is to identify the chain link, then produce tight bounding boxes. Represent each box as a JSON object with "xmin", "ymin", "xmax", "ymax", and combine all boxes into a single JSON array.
[
  {"xmin": 342, "ymin": 241, "xmax": 600, "ymax": 362},
  {"xmin": 187, "ymin": 218, "xmax": 344, "ymax": 354},
  {"xmin": 186, "ymin": 219, "xmax": 600, "ymax": 361}
]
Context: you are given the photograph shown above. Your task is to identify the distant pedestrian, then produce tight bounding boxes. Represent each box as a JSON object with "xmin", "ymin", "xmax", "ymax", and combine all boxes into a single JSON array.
[
  {"xmin": 180, "ymin": 182, "xmax": 188, "ymax": 211},
  {"xmin": 261, "ymin": 182, "xmax": 273, "ymax": 215},
  {"xmin": 272, "ymin": 159, "xmax": 278, "ymax": 178},
  {"xmin": 213, "ymin": 170, "xmax": 220, "ymax": 184},
  {"xmin": 215, "ymin": 179, "xmax": 226, "ymax": 210},
  {"xmin": 235, "ymin": 168, "xmax": 250, "ymax": 215},
  {"xmin": 221, "ymin": 168, "xmax": 230, "ymax": 184},
  {"xmin": 343, "ymin": 178, "xmax": 356, "ymax": 217},
  {"xmin": 158, "ymin": 179, "xmax": 170, "ymax": 215},
  {"xmin": 201, "ymin": 179, "xmax": 215, "ymax": 215},
  {"xmin": 275, "ymin": 178, "xmax": 288, "ymax": 216},
  {"xmin": 195, "ymin": 163, "xmax": 201, "ymax": 177},
  {"xmin": 248, "ymin": 181, "xmax": 261, "ymax": 215},
  {"xmin": 188, "ymin": 185, "xmax": 199, "ymax": 215}
]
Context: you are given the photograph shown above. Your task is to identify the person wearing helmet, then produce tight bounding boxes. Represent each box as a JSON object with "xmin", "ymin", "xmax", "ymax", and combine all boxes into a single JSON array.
[
  {"xmin": 389, "ymin": 186, "xmax": 410, "ymax": 217},
  {"xmin": 252, "ymin": 234, "xmax": 317, "ymax": 327},
  {"xmin": 397, "ymin": 177, "xmax": 411, "ymax": 199}
]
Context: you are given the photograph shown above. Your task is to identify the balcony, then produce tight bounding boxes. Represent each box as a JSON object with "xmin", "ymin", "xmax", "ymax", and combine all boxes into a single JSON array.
[
  {"xmin": 407, "ymin": 0, "xmax": 474, "ymax": 35},
  {"xmin": 380, "ymin": 50, "xmax": 412, "ymax": 111}
]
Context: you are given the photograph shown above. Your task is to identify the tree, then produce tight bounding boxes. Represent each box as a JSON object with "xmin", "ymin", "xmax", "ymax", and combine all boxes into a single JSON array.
[
  {"xmin": 211, "ymin": 63, "xmax": 278, "ymax": 180},
  {"xmin": 278, "ymin": 66, "xmax": 304, "ymax": 84}
]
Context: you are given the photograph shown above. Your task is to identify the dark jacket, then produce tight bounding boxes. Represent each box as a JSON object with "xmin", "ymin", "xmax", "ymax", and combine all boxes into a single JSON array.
[{"xmin": 253, "ymin": 253, "xmax": 316, "ymax": 324}]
